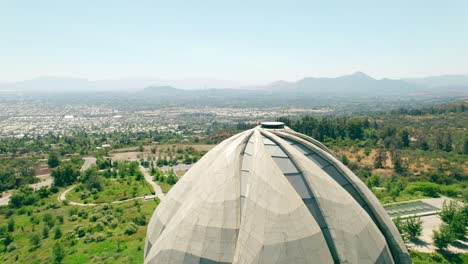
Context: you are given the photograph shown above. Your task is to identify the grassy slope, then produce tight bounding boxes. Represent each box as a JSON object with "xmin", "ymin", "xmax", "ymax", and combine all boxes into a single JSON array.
[
  {"xmin": 66, "ymin": 177, "xmax": 153, "ymax": 204},
  {"xmin": 0, "ymin": 190, "xmax": 158, "ymax": 263}
]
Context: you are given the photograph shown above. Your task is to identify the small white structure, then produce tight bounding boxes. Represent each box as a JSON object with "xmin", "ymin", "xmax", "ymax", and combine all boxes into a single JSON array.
[{"xmin": 145, "ymin": 122, "xmax": 410, "ymax": 264}]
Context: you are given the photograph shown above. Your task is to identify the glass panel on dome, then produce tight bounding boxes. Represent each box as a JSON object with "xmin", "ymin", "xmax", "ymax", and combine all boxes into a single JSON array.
[{"xmin": 264, "ymin": 144, "xmax": 288, "ymax": 157}]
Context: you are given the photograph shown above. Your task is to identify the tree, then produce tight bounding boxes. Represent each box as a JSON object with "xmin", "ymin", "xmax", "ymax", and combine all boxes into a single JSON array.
[
  {"xmin": 7, "ymin": 218, "xmax": 14, "ymax": 232},
  {"xmin": 435, "ymin": 131, "xmax": 444, "ymax": 150},
  {"xmin": 52, "ymin": 242, "xmax": 65, "ymax": 263},
  {"xmin": 341, "ymin": 155, "xmax": 349, "ymax": 165},
  {"xmin": 400, "ymin": 130, "xmax": 410, "ymax": 148},
  {"xmin": 393, "ymin": 216, "xmax": 404, "ymax": 235},
  {"xmin": 29, "ymin": 233, "xmax": 41, "ymax": 247},
  {"xmin": 166, "ymin": 174, "xmax": 178, "ymax": 185},
  {"xmin": 403, "ymin": 217, "xmax": 423, "ymax": 241},
  {"xmin": 366, "ymin": 175, "xmax": 381, "ymax": 188},
  {"xmin": 463, "ymin": 137, "xmax": 468, "ymax": 155},
  {"xmin": 373, "ymin": 148, "xmax": 387, "ymax": 169},
  {"xmin": 42, "ymin": 225, "xmax": 49, "ymax": 238},
  {"xmin": 124, "ymin": 222, "xmax": 138, "ymax": 235},
  {"xmin": 433, "ymin": 224, "xmax": 455, "ymax": 250},
  {"xmin": 52, "ymin": 164, "xmax": 79, "ymax": 187},
  {"xmin": 439, "ymin": 201, "xmax": 467, "ymax": 240},
  {"xmin": 450, "ymin": 212, "xmax": 467, "ymax": 240},
  {"xmin": 2, "ymin": 233, "xmax": 13, "ymax": 252},
  {"xmin": 43, "ymin": 213, "xmax": 55, "ymax": 228},
  {"xmin": 391, "ymin": 150, "xmax": 406, "ymax": 174},
  {"xmin": 440, "ymin": 201, "xmax": 458, "ymax": 223},
  {"xmin": 82, "ymin": 171, "xmax": 103, "ymax": 191},
  {"xmin": 347, "ymin": 119, "xmax": 364, "ymax": 140},
  {"xmin": 53, "ymin": 226, "xmax": 62, "ymax": 239},
  {"xmin": 48, "ymin": 153, "xmax": 60, "ymax": 168},
  {"xmin": 444, "ymin": 133, "xmax": 453, "ymax": 152},
  {"xmin": 418, "ymin": 137, "xmax": 429, "ymax": 151}
]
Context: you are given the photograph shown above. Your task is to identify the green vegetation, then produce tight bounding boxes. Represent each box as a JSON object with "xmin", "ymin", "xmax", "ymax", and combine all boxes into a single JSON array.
[
  {"xmin": 432, "ymin": 201, "xmax": 468, "ymax": 250},
  {"xmin": 151, "ymin": 167, "xmax": 178, "ymax": 193},
  {"xmin": 0, "ymin": 189, "xmax": 158, "ymax": 263},
  {"xmin": 154, "ymin": 146, "xmax": 207, "ymax": 167},
  {"xmin": 0, "ymin": 100, "xmax": 466, "ymax": 262},
  {"xmin": 278, "ymin": 101, "xmax": 468, "ymax": 203},
  {"xmin": 66, "ymin": 162, "xmax": 152, "ymax": 204},
  {"xmin": 411, "ymin": 251, "xmax": 468, "ymax": 264},
  {"xmin": 393, "ymin": 216, "xmax": 423, "ymax": 241}
]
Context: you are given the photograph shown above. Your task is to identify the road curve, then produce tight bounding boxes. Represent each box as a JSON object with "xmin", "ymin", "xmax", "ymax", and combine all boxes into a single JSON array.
[{"xmin": 57, "ymin": 184, "xmax": 158, "ymax": 206}]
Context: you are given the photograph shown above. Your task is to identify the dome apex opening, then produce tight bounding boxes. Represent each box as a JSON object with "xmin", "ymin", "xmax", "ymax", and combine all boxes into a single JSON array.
[{"xmin": 260, "ymin": 121, "xmax": 284, "ymax": 129}]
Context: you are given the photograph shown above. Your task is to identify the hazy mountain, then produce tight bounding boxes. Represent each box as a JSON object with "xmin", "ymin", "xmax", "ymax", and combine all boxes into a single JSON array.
[
  {"xmin": 261, "ymin": 72, "xmax": 424, "ymax": 96},
  {"xmin": 1, "ymin": 72, "xmax": 467, "ymax": 97},
  {"xmin": 139, "ymin": 86, "xmax": 188, "ymax": 96},
  {"xmin": 0, "ymin": 77, "xmax": 241, "ymax": 92},
  {"xmin": 404, "ymin": 74, "xmax": 468, "ymax": 87}
]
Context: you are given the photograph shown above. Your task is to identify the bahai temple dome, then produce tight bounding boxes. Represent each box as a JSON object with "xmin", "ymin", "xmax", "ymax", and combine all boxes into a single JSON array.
[{"xmin": 145, "ymin": 122, "xmax": 411, "ymax": 264}]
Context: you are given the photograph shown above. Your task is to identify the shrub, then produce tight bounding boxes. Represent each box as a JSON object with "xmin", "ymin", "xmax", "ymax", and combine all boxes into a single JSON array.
[
  {"xmin": 154, "ymin": 197, "xmax": 160, "ymax": 205},
  {"xmin": 78, "ymin": 210, "xmax": 88, "ymax": 219},
  {"xmin": 29, "ymin": 233, "xmax": 41, "ymax": 247},
  {"xmin": 43, "ymin": 213, "xmax": 55, "ymax": 228},
  {"xmin": 433, "ymin": 224, "xmax": 455, "ymax": 250},
  {"xmin": 450, "ymin": 212, "xmax": 467, "ymax": 240},
  {"xmin": 124, "ymin": 223, "xmax": 138, "ymax": 235},
  {"xmin": 52, "ymin": 242, "xmax": 65, "ymax": 263},
  {"xmin": 43, "ymin": 225, "xmax": 50, "ymax": 238},
  {"xmin": 132, "ymin": 214, "xmax": 146, "ymax": 226},
  {"xmin": 53, "ymin": 226, "xmax": 62, "ymax": 239},
  {"xmin": 83, "ymin": 234, "xmax": 94, "ymax": 244},
  {"xmin": 7, "ymin": 218, "xmax": 14, "ymax": 232},
  {"xmin": 405, "ymin": 182, "xmax": 440, "ymax": 197},
  {"xmin": 440, "ymin": 201, "xmax": 458, "ymax": 223},
  {"xmin": 440, "ymin": 185, "xmax": 459, "ymax": 197},
  {"xmin": 56, "ymin": 215, "xmax": 64, "ymax": 224},
  {"xmin": 94, "ymin": 233, "xmax": 106, "ymax": 242},
  {"xmin": 75, "ymin": 226, "xmax": 86, "ymax": 238},
  {"xmin": 404, "ymin": 217, "xmax": 423, "ymax": 241}
]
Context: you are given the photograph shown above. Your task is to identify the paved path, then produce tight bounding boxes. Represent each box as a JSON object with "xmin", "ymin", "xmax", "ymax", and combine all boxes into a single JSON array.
[
  {"xmin": 391, "ymin": 197, "xmax": 467, "ymax": 254},
  {"xmin": 0, "ymin": 191, "xmax": 12, "ymax": 206},
  {"xmin": 80, "ymin": 157, "xmax": 97, "ymax": 172},
  {"xmin": 58, "ymin": 184, "xmax": 158, "ymax": 206},
  {"xmin": 407, "ymin": 214, "xmax": 467, "ymax": 253},
  {"xmin": 140, "ymin": 166, "xmax": 165, "ymax": 200}
]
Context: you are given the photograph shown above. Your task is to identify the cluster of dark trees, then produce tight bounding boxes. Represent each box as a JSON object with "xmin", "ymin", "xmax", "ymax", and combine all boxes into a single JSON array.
[
  {"xmin": 8, "ymin": 185, "xmax": 57, "ymax": 208},
  {"xmin": 390, "ymin": 101, "xmax": 467, "ymax": 116},
  {"xmin": 151, "ymin": 168, "xmax": 178, "ymax": 185},
  {"xmin": 51, "ymin": 160, "xmax": 81, "ymax": 187},
  {"xmin": 0, "ymin": 159, "xmax": 36, "ymax": 192},
  {"xmin": 93, "ymin": 160, "xmax": 143, "ymax": 180},
  {"xmin": 276, "ymin": 115, "xmax": 466, "ymax": 154}
]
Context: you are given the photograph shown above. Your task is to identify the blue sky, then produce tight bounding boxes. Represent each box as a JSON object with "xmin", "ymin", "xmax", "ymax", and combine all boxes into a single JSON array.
[{"xmin": 1, "ymin": 0, "xmax": 467, "ymax": 83}]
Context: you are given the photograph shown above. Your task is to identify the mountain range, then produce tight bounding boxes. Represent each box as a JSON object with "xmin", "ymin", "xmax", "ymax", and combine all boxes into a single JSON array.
[{"xmin": 1, "ymin": 72, "xmax": 468, "ymax": 97}]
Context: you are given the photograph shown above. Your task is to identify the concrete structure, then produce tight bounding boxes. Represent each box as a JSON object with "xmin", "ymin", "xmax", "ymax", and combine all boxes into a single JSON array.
[{"xmin": 145, "ymin": 123, "xmax": 411, "ymax": 264}]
